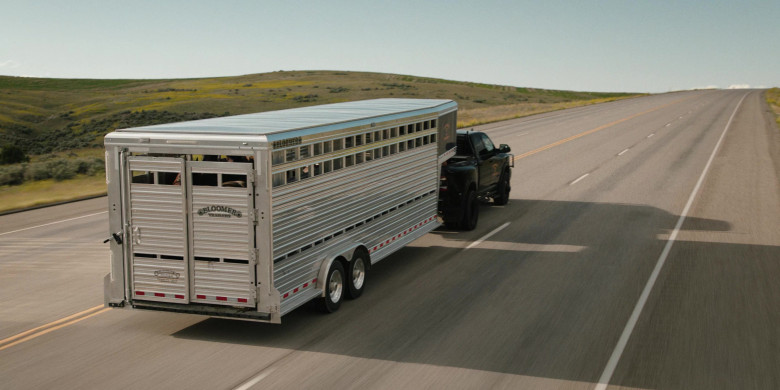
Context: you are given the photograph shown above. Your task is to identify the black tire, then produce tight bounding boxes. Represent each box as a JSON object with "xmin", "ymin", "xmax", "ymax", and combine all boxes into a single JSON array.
[
  {"xmin": 316, "ymin": 261, "xmax": 345, "ymax": 313},
  {"xmin": 459, "ymin": 189, "xmax": 479, "ymax": 231},
  {"xmin": 493, "ymin": 170, "xmax": 511, "ymax": 206},
  {"xmin": 346, "ymin": 251, "xmax": 367, "ymax": 299}
]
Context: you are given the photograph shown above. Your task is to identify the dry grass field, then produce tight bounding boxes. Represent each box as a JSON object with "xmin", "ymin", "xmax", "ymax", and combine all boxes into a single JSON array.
[{"xmin": 766, "ymin": 88, "xmax": 780, "ymax": 127}]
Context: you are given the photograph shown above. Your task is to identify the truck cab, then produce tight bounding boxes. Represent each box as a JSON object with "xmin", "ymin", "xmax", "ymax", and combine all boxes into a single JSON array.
[{"xmin": 439, "ymin": 130, "xmax": 513, "ymax": 230}]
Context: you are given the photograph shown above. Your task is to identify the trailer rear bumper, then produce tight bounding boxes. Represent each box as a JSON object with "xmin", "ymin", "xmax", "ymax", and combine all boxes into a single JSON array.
[{"xmin": 126, "ymin": 300, "xmax": 279, "ymax": 323}]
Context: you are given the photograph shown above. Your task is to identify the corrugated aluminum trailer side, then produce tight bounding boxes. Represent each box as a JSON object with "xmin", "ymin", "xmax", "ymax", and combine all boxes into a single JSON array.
[{"xmin": 270, "ymin": 128, "xmax": 442, "ymax": 315}]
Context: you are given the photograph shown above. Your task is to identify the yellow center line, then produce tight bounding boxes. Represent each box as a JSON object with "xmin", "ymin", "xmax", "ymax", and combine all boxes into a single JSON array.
[
  {"xmin": 513, "ymin": 96, "xmax": 692, "ymax": 163},
  {"xmin": 0, "ymin": 305, "xmax": 109, "ymax": 352}
]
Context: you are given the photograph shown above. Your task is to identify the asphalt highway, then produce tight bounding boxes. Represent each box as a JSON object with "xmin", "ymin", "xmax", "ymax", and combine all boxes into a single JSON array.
[{"xmin": 1, "ymin": 90, "xmax": 778, "ymax": 389}]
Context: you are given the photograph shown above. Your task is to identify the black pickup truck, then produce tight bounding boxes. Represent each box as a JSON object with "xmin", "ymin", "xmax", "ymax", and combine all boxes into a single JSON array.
[{"xmin": 439, "ymin": 130, "xmax": 514, "ymax": 230}]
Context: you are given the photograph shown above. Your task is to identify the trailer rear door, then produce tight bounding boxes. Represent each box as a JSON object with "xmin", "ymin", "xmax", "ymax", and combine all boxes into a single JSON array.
[
  {"xmin": 126, "ymin": 156, "xmax": 190, "ymax": 303},
  {"xmin": 125, "ymin": 156, "xmax": 256, "ymax": 308},
  {"xmin": 188, "ymin": 160, "xmax": 256, "ymax": 307}
]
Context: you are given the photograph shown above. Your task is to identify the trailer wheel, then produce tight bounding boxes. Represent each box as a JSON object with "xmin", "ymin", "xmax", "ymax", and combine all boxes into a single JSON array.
[
  {"xmin": 493, "ymin": 170, "xmax": 511, "ymax": 206},
  {"xmin": 346, "ymin": 252, "xmax": 367, "ymax": 299},
  {"xmin": 459, "ymin": 189, "xmax": 479, "ymax": 231},
  {"xmin": 317, "ymin": 261, "xmax": 345, "ymax": 313}
]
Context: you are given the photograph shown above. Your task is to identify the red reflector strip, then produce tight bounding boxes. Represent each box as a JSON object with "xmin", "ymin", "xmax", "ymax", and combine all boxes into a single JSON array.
[
  {"xmin": 136, "ymin": 291, "xmax": 145, "ymax": 296},
  {"xmin": 175, "ymin": 294, "xmax": 185, "ymax": 299},
  {"xmin": 196, "ymin": 294, "xmax": 206, "ymax": 299},
  {"xmin": 368, "ymin": 216, "xmax": 438, "ymax": 254},
  {"xmin": 216, "ymin": 296, "xmax": 227, "ymax": 301},
  {"xmin": 154, "ymin": 293, "xmax": 165, "ymax": 297},
  {"xmin": 282, "ymin": 278, "xmax": 320, "ymax": 300},
  {"xmin": 238, "ymin": 298, "xmax": 248, "ymax": 303}
]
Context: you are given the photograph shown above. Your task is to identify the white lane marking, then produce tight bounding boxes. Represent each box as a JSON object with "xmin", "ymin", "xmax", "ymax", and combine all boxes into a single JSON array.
[
  {"xmin": 665, "ymin": 123, "xmax": 671, "ymax": 127},
  {"xmin": 618, "ymin": 149, "xmax": 630, "ymax": 156},
  {"xmin": 0, "ymin": 211, "xmax": 108, "ymax": 236},
  {"xmin": 647, "ymin": 133, "xmax": 655, "ymax": 138},
  {"xmin": 516, "ymin": 132, "xmax": 529, "ymax": 136},
  {"xmin": 234, "ymin": 367, "xmax": 276, "ymax": 390},
  {"xmin": 594, "ymin": 92, "xmax": 749, "ymax": 390},
  {"xmin": 464, "ymin": 222, "xmax": 511, "ymax": 250},
  {"xmin": 570, "ymin": 173, "xmax": 590, "ymax": 186}
]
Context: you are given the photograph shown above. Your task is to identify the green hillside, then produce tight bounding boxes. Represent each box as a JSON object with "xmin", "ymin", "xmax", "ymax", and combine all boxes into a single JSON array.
[
  {"xmin": 0, "ymin": 71, "xmax": 639, "ymax": 212},
  {"xmin": 0, "ymin": 71, "xmax": 636, "ymax": 155}
]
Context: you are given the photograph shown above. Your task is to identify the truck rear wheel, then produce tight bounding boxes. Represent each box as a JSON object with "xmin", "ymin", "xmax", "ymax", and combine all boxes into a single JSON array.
[
  {"xmin": 459, "ymin": 189, "xmax": 479, "ymax": 231},
  {"xmin": 494, "ymin": 170, "xmax": 510, "ymax": 206},
  {"xmin": 346, "ymin": 252, "xmax": 367, "ymax": 299},
  {"xmin": 317, "ymin": 261, "xmax": 345, "ymax": 313}
]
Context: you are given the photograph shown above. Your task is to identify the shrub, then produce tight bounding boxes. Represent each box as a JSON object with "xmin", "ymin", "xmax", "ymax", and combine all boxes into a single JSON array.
[
  {"xmin": 50, "ymin": 159, "xmax": 77, "ymax": 181},
  {"xmin": 0, "ymin": 164, "xmax": 25, "ymax": 186},
  {"xmin": 73, "ymin": 157, "xmax": 105, "ymax": 175},
  {"xmin": 293, "ymin": 94, "xmax": 318, "ymax": 103},
  {"xmin": 24, "ymin": 162, "xmax": 52, "ymax": 181},
  {"xmin": 0, "ymin": 144, "xmax": 29, "ymax": 165}
]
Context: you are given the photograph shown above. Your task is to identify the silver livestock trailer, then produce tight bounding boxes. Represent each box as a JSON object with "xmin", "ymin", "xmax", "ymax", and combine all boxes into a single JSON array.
[{"xmin": 103, "ymin": 98, "xmax": 458, "ymax": 323}]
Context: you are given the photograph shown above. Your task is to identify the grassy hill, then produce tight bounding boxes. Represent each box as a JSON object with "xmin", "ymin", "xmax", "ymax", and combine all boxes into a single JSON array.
[
  {"xmin": 0, "ymin": 71, "xmax": 636, "ymax": 155},
  {"xmin": 0, "ymin": 71, "xmax": 639, "ymax": 212}
]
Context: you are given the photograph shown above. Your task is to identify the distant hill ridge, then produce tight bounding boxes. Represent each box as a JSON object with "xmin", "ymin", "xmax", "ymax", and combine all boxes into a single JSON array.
[{"xmin": 0, "ymin": 71, "xmax": 635, "ymax": 155}]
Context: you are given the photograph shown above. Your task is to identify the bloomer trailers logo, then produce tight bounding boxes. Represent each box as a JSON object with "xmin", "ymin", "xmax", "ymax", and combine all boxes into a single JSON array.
[
  {"xmin": 154, "ymin": 270, "xmax": 180, "ymax": 282},
  {"xmin": 197, "ymin": 205, "xmax": 243, "ymax": 218}
]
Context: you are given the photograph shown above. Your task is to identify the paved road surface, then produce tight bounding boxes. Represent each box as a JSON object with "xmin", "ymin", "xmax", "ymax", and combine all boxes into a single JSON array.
[{"xmin": 1, "ymin": 90, "xmax": 778, "ymax": 389}]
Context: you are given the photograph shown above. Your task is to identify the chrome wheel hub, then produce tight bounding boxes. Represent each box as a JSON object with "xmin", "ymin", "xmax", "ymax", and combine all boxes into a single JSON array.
[
  {"xmin": 329, "ymin": 270, "xmax": 343, "ymax": 302},
  {"xmin": 352, "ymin": 259, "xmax": 365, "ymax": 290}
]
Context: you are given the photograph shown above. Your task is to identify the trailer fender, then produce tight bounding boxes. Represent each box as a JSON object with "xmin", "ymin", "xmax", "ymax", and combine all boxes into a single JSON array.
[{"xmin": 316, "ymin": 243, "xmax": 369, "ymax": 297}]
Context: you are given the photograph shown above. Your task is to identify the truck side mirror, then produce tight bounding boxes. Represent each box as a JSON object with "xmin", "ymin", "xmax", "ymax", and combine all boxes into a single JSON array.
[{"xmin": 499, "ymin": 144, "xmax": 511, "ymax": 153}]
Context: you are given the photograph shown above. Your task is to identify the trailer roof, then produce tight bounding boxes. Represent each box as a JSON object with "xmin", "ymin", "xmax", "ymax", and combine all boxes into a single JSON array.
[{"xmin": 116, "ymin": 98, "xmax": 456, "ymax": 137}]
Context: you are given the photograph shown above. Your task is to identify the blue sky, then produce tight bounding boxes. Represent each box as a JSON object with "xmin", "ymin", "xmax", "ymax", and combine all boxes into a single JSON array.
[{"xmin": 1, "ymin": 0, "xmax": 777, "ymax": 92}]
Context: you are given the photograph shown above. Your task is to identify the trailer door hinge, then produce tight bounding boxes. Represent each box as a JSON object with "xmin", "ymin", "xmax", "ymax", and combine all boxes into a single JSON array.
[{"xmin": 249, "ymin": 208, "xmax": 260, "ymax": 225}]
